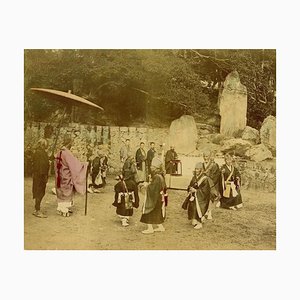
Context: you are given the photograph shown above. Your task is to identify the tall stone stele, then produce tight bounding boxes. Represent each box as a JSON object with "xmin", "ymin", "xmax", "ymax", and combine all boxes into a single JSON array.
[
  {"xmin": 168, "ymin": 115, "xmax": 198, "ymax": 154},
  {"xmin": 219, "ymin": 71, "xmax": 247, "ymax": 137}
]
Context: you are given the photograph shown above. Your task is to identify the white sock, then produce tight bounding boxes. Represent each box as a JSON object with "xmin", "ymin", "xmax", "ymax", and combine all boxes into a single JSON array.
[{"xmin": 147, "ymin": 224, "xmax": 154, "ymax": 231}]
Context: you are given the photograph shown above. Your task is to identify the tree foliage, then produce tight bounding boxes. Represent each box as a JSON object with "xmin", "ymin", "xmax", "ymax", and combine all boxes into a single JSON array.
[{"xmin": 24, "ymin": 49, "xmax": 276, "ymax": 129}]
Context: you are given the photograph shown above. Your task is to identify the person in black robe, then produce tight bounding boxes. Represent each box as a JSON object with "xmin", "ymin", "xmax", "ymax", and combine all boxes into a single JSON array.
[
  {"xmin": 88, "ymin": 150, "xmax": 108, "ymax": 193},
  {"xmin": 140, "ymin": 157, "xmax": 168, "ymax": 234},
  {"xmin": 32, "ymin": 138, "xmax": 50, "ymax": 218},
  {"xmin": 112, "ymin": 175, "xmax": 139, "ymax": 227},
  {"xmin": 135, "ymin": 142, "xmax": 147, "ymax": 183},
  {"xmin": 122, "ymin": 154, "xmax": 138, "ymax": 183},
  {"xmin": 182, "ymin": 162, "xmax": 216, "ymax": 229},
  {"xmin": 165, "ymin": 146, "xmax": 178, "ymax": 174},
  {"xmin": 146, "ymin": 142, "xmax": 156, "ymax": 180},
  {"xmin": 219, "ymin": 153, "xmax": 243, "ymax": 210},
  {"xmin": 202, "ymin": 151, "xmax": 221, "ymax": 219}
]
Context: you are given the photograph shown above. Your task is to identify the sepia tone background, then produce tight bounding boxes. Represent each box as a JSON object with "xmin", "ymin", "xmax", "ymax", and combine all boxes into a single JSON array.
[
  {"xmin": 2, "ymin": 1, "xmax": 299, "ymax": 300},
  {"xmin": 24, "ymin": 49, "xmax": 276, "ymax": 250}
]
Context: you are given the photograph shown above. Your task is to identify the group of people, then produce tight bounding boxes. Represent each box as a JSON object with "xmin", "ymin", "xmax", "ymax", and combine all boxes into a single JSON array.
[
  {"xmin": 31, "ymin": 134, "xmax": 243, "ymax": 234},
  {"xmin": 182, "ymin": 152, "xmax": 243, "ymax": 230},
  {"xmin": 120, "ymin": 139, "xmax": 179, "ymax": 181}
]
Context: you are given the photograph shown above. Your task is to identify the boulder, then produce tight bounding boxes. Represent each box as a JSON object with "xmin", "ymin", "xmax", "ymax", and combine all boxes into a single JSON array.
[
  {"xmin": 220, "ymin": 138, "xmax": 252, "ymax": 157},
  {"xmin": 219, "ymin": 71, "xmax": 247, "ymax": 137},
  {"xmin": 168, "ymin": 115, "xmax": 198, "ymax": 154},
  {"xmin": 260, "ymin": 116, "xmax": 276, "ymax": 154},
  {"xmin": 242, "ymin": 126, "xmax": 260, "ymax": 144},
  {"xmin": 207, "ymin": 133, "xmax": 227, "ymax": 145},
  {"xmin": 245, "ymin": 144, "xmax": 273, "ymax": 162},
  {"xmin": 196, "ymin": 137, "xmax": 222, "ymax": 155},
  {"xmin": 196, "ymin": 123, "xmax": 216, "ymax": 135}
]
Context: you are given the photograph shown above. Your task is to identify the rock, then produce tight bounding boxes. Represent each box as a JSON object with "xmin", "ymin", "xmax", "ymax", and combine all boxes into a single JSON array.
[
  {"xmin": 220, "ymin": 138, "xmax": 252, "ymax": 157},
  {"xmin": 245, "ymin": 144, "xmax": 273, "ymax": 162},
  {"xmin": 260, "ymin": 116, "xmax": 276, "ymax": 155},
  {"xmin": 204, "ymin": 115, "xmax": 220, "ymax": 127},
  {"xmin": 196, "ymin": 123, "xmax": 216, "ymax": 135},
  {"xmin": 168, "ymin": 115, "xmax": 198, "ymax": 154},
  {"xmin": 207, "ymin": 133, "xmax": 227, "ymax": 145},
  {"xmin": 219, "ymin": 71, "xmax": 247, "ymax": 137},
  {"xmin": 196, "ymin": 137, "xmax": 222, "ymax": 155},
  {"xmin": 242, "ymin": 126, "xmax": 260, "ymax": 144}
]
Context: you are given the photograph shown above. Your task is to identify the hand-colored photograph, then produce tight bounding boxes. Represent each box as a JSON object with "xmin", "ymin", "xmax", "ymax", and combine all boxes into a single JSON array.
[{"xmin": 24, "ymin": 49, "xmax": 276, "ymax": 250}]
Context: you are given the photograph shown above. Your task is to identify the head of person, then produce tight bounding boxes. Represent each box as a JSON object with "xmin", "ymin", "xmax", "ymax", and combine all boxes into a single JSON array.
[
  {"xmin": 36, "ymin": 138, "xmax": 48, "ymax": 150},
  {"xmin": 125, "ymin": 139, "xmax": 130, "ymax": 146},
  {"xmin": 170, "ymin": 145, "xmax": 175, "ymax": 151},
  {"xmin": 150, "ymin": 157, "xmax": 163, "ymax": 175},
  {"xmin": 62, "ymin": 134, "xmax": 73, "ymax": 149},
  {"xmin": 140, "ymin": 142, "xmax": 145, "ymax": 149},
  {"xmin": 150, "ymin": 142, "xmax": 155, "ymax": 149},
  {"xmin": 203, "ymin": 151, "xmax": 211, "ymax": 163},
  {"xmin": 224, "ymin": 153, "xmax": 233, "ymax": 166},
  {"xmin": 194, "ymin": 162, "xmax": 203, "ymax": 175}
]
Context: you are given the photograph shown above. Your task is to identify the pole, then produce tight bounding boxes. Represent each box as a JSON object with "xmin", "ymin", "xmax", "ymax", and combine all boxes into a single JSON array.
[
  {"xmin": 50, "ymin": 106, "xmax": 68, "ymax": 159},
  {"xmin": 84, "ymin": 161, "xmax": 91, "ymax": 215}
]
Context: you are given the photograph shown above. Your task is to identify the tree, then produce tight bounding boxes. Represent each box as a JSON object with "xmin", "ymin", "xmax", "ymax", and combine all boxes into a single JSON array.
[{"xmin": 24, "ymin": 49, "xmax": 276, "ymax": 129}]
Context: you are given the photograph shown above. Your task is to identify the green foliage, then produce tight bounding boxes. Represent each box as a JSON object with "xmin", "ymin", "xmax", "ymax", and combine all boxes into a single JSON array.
[{"xmin": 24, "ymin": 49, "xmax": 276, "ymax": 129}]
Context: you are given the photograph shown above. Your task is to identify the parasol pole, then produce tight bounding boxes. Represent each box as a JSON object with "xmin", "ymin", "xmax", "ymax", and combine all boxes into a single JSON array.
[
  {"xmin": 50, "ymin": 106, "xmax": 68, "ymax": 158},
  {"xmin": 85, "ymin": 161, "xmax": 91, "ymax": 216},
  {"xmin": 30, "ymin": 88, "xmax": 104, "ymax": 216},
  {"xmin": 50, "ymin": 90, "xmax": 72, "ymax": 158}
]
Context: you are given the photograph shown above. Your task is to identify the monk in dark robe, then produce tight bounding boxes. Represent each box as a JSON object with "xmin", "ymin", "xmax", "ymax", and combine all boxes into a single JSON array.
[
  {"xmin": 146, "ymin": 142, "xmax": 156, "ymax": 180},
  {"xmin": 112, "ymin": 175, "xmax": 139, "ymax": 227},
  {"xmin": 140, "ymin": 157, "xmax": 168, "ymax": 234},
  {"xmin": 182, "ymin": 162, "xmax": 216, "ymax": 229},
  {"xmin": 219, "ymin": 153, "xmax": 243, "ymax": 210},
  {"xmin": 122, "ymin": 154, "xmax": 138, "ymax": 183},
  {"xmin": 88, "ymin": 150, "xmax": 108, "ymax": 193},
  {"xmin": 202, "ymin": 151, "xmax": 221, "ymax": 219},
  {"xmin": 135, "ymin": 142, "xmax": 147, "ymax": 182},
  {"xmin": 32, "ymin": 138, "xmax": 50, "ymax": 218},
  {"xmin": 165, "ymin": 146, "xmax": 178, "ymax": 174}
]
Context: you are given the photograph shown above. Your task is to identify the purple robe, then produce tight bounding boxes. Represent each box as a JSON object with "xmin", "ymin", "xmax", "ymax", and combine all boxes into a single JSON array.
[{"xmin": 54, "ymin": 147, "xmax": 88, "ymax": 202}]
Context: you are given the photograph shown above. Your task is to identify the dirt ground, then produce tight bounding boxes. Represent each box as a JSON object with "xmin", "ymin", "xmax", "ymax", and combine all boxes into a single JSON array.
[{"xmin": 24, "ymin": 176, "xmax": 276, "ymax": 250}]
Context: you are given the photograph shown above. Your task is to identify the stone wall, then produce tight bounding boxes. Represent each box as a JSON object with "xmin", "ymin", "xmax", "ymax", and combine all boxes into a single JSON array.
[{"xmin": 24, "ymin": 122, "xmax": 169, "ymax": 174}]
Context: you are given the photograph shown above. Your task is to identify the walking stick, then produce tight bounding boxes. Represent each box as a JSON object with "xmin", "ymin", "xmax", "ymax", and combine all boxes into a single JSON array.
[{"xmin": 85, "ymin": 161, "xmax": 91, "ymax": 215}]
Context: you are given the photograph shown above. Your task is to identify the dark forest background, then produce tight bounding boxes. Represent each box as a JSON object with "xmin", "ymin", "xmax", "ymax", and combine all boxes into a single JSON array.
[{"xmin": 24, "ymin": 49, "xmax": 276, "ymax": 129}]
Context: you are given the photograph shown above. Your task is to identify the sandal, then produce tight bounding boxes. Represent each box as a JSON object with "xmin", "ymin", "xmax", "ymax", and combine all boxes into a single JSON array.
[
  {"xmin": 194, "ymin": 223, "xmax": 203, "ymax": 229},
  {"xmin": 142, "ymin": 229, "xmax": 154, "ymax": 234}
]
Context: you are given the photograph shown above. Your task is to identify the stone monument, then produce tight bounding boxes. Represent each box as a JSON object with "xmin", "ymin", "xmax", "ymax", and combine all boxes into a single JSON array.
[
  {"xmin": 168, "ymin": 115, "xmax": 198, "ymax": 154},
  {"xmin": 219, "ymin": 71, "xmax": 247, "ymax": 137}
]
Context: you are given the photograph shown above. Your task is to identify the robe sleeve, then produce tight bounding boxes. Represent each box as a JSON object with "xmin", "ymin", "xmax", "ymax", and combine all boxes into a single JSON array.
[
  {"xmin": 143, "ymin": 175, "xmax": 162, "ymax": 214},
  {"xmin": 64, "ymin": 149, "xmax": 88, "ymax": 195}
]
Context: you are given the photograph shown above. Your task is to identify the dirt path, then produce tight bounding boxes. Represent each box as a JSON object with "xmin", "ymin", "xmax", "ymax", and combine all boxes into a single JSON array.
[{"xmin": 24, "ymin": 176, "xmax": 276, "ymax": 250}]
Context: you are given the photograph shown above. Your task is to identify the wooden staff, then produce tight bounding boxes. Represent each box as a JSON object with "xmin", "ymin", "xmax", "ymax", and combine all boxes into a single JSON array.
[{"xmin": 85, "ymin": 160, "xmax": 91, "ymax": 215}]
